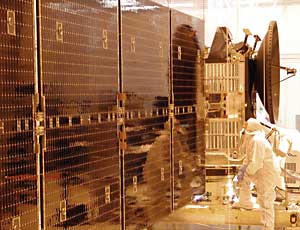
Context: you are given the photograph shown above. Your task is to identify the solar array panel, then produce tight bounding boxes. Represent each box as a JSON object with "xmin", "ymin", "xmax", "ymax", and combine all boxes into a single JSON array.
[
  {"xmin": 0, "ymin": 1, "xmax": 205, "ymax": 229},
  {"xmin": 0, "ymin": 1, "xmax": 38, "ymax": 229},
  {"xmin": 171, "ymin": 9, "xmax": 205, "ymax": 209},
  {"xmin": 121, "ymin": 1, "xmax": 170, "ymax": 228},
  {"xmin": 40, "ymin": 1, "xmax": 120, "ymax": 229}
]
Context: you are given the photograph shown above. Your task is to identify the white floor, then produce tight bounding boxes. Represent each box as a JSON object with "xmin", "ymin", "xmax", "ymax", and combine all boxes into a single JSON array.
[{"xmin": 151, "ymin": 203, "xmax": 297, "ymax": 230}]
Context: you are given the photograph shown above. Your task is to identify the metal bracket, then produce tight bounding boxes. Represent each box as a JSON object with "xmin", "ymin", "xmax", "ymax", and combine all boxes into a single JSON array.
[
  {"xmin": 81, "ymin": 114, "xmax": 91, "ymax": 125},
  {"xmin": 161, "ymin": 167, "xmax": 165, "ymax": 181},
  {"xmin": 119, "ymin": 126, "xmax": 127, "ymax": 150},
  {"xmin": 25, "ymin": 119, "xmax": 29, "ymax": 131},
  {"xmin": 12, "ymin": 216, "xmax": 20, "ymax": 230},
  {"xmin": 169, "ymin": 104, "xmax": 174, "ymax": 118},
  {"xmin": 179, "ymin": 160, "xmax": 183, "ymax": 175},
  {"xmin": 12, "ymin": 217, "xmax": 20, "ymax": 230},
  {"xmin": 119, "ymin": 130, "xmax": 127, "ymax": 140},
  {"xmin": 56, "ymin": 22, "xmax": 63, "ymax": 42},
  {"xmin": 60, "ymin": 200, "xmax": 67, "ymax": 222},
  {"xmin": 120, "ymin": 141, "xmax": 127, "ymax": 151},
  {"xmin": 131, "ymin": 36, "xmax": 136, "ymax": 53},
  {"xmin": 16, "ymin": 119, "xmax": 21, "ymax": 132},
  {"xmin": 49, "ymin": 117, "xmax": 53, "ymax": 128},
  {"xmin": 205, "ymin": 92, "xmax": 227, "ymax": 118},
  {"xmin": 32, "ymin": 94, "xmax": 46, "ymax": 136},
  {"xmin": 56, "ymin": 117, "xmax": 60, "ymax": 128},
  {"xmin": 117, "ymin": 93, "xmax": 127, "ymax": 103},
  {"xmin": 117, "ymin": 93, "xmax": 126, "ymax": 125},
  {"xmin": 33, "ymin": 95, "xmax": 47, "ymax": 154},
  {"xmin": 68, "ymin": 116, "xmax": 72, "ymax": 127},
  {"xmin": 7, "ymin": 10, "xmax": 16, "ymax": 36},
  {"xmin": 117, "ymin": 107, "xmax": 125, "ymax": 120},
  {"xmin": 133, "ymin": 176, "xmax": 138, "ymax": 193},
  {"xmin": 105, "ymin": 185, "xmax": 111, "ymax": 204},
  {"xmin": 102, "ymin": 29, "xmax": 108, "ymax": 49},
  {"xmin": 35, "ymin": 112, "xmax": 45, "ymax": 136},
  {"xmin": 177, "ymin": 46, "xmax": 182, "ymax": 60}
]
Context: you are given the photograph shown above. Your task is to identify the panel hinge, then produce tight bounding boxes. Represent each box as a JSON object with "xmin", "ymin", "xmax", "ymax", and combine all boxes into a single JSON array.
[
  {"xmin": 60, "ymin": 200, "xmax": 67, "ymax": 222},
  {"xmin": 117, "ymin": 93, "xmax": 127, "ymax": 104},
  {"xmin": 35, "ymin": 112, "xmax": 45, "ymax": 136},
  {"xmin": 33, "ymin": 95, "xmax": 46, "ymax": 135},
  {"xmin": 119, "ymin": 130, "xmax": 127, "ymax": 151},
  {"xmin": 119, "ymin": 130, "xmax": 127, "ymax": 140},
  {"xmin": 120, "ymin": 141, "xmax": 127, "ymax": 151},
  {"xmin": 169, "ymin": 103, "xmax": 174, "ymax": 118},
  {"xmin": 33, "ymin": 95, "xmax": 46, "ymax": 154},
  {"xmin": 33, "ymin": 94, "xmax": 46, "ymax": 112},
  {"xmin": 117, "ymin": 107, "xmax": 125, "ymax": 123}
]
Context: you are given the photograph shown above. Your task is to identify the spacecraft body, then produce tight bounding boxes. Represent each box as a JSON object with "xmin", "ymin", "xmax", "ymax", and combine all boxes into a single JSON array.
[
  {"xmin": 204, "ymin": 22, "xmax": 281, "ymax": 178},
  {"xmin": 204, "ymin": 57, "xmax": 246, "ymax": 170}
]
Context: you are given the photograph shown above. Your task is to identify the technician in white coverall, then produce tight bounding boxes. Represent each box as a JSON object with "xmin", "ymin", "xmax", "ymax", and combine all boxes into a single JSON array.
[{"xmin": 235, "ymin": 119, "xmax": 282, "ymax": 230}]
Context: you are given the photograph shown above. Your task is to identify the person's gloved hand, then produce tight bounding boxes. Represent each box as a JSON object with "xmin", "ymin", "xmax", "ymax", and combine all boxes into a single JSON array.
[{"xmin": 237, "ymin": 164, "xmax": 247, "ymax": 181}]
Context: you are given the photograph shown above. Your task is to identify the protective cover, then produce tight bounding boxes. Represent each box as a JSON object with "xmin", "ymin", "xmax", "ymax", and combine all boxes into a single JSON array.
[{"xmin": 256, "ymin": 21, "xmax": 280, "ymax": 123}]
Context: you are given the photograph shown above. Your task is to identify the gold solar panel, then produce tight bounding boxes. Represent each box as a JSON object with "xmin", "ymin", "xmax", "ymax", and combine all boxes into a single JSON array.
[
  {"xmin": 171, "ymin": 10, "xmax": 205, "ymax": 210},
  {"xmin": 0, "ymin": 1, "xmax": 206, "ymax": 229},
  {"xmin": 0, "ymin": 1, "xmax": 38, "ymax": 229},
  {"xmin": 40, "ymin": 1, "xmax": 120, "ymax": 229},
  {"xmin": 121, "ymin": 0, "xmax": 171, "ymax": 228}
]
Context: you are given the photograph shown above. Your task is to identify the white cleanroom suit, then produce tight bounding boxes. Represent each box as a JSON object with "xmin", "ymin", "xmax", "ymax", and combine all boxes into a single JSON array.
[{"xmin": 236, "ymin": 128, "xmax": 280, "ymax": 230}]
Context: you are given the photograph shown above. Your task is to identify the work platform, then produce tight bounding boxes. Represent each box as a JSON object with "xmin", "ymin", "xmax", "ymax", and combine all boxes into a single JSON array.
[{"xmin": 152, "ymin": 203, "xmax": 300, "ymax": 230}]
